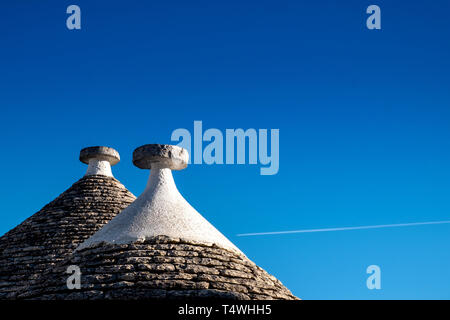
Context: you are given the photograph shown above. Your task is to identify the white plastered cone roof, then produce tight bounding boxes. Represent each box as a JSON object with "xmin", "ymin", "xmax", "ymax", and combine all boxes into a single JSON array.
[{"xmin": 78, "ymin": 144, "xmax": 243, "ymax": 255}]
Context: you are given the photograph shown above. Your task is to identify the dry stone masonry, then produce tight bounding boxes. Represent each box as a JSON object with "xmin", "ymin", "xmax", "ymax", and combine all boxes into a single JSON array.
[
  {"xmin": 2, "ymin": 144, "xmax": 297, "ymax": 300},
  {"xmin": 0, "ymin": 147, "xmax": 136, "ymax": 299},
  {"xmin": 21, "ymin": 236, "xmax": 296, "ymax": 300}
]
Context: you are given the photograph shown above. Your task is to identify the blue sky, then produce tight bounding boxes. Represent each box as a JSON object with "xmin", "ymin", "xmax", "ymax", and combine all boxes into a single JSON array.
[{"xmin": 1, "ymin": 0, "xmax": 450, "ymax": 299}]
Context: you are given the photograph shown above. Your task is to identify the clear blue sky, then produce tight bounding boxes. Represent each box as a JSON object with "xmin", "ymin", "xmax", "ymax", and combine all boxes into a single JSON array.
[{"xmin": 1, "ymin": 1, "xmax": 450, "ymax": 299}]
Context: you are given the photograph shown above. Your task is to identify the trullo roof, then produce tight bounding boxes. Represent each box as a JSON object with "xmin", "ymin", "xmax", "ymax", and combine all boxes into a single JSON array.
[
  {"xmin": 19, "ymin": 144, "xmax": 297, "ymax": 300},
  {"xmin": 0, "ymin": 146, "xmax": 136, "ymax": 299}
]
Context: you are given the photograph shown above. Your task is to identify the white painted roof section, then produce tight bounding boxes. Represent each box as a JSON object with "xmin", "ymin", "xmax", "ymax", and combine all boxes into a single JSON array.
[
  {"xmin": 78, "ymin": 145, "xmax": 243, "ymax": 255},
  {"xmin": 85, "ymin": 159, "xmax": 113, "ymax": 177}
]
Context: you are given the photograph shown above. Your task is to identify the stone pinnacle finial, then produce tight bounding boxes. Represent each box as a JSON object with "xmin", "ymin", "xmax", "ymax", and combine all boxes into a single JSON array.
[
  {"xmin": 133, "ymin": 144, "xmax": 188, "ymax": 170},
  {"xmin": 80, "ymin": 146, "xmax": 120, "ymax": 177}
]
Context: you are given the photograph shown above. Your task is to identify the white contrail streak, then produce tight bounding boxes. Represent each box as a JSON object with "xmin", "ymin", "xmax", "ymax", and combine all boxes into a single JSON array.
[{"xmin": 236, "ymin": 220, "xmax": 450, "ymax": 237}]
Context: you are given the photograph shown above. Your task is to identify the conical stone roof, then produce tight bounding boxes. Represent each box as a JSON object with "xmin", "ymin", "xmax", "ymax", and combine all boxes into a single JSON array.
[
  {"xmin": 19, "ymin": 144, "xmax": 297, "ymax": 300},
  {"xmin": 0, "ymin": 147, "xmax": 136, "ymax": 299}
]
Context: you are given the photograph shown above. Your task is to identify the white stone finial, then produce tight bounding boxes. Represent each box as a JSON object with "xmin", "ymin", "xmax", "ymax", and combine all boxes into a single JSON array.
[
  {"xmin": 79, "ymin": 146, "xmax": 120, "ymax": 177},
  {"xmin": 132, "ymin": 144, "xmax": 188, "ymax": 170},
  {"xmin": 78, "ymin": 144, "xmax": 243, "ymax": 255}
]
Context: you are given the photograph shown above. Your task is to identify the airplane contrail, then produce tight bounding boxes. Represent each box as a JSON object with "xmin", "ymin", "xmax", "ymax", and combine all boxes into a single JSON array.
[{"xmin": 236, "ymin": 220, "xmax": 450, "ymax": 237}]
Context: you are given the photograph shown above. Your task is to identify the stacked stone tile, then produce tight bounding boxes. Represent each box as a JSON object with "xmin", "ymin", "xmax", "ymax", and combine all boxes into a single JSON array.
[
  {"xmin": 18, "ymin": 144, "xmax": 298, "ymax": 300},
  {"xmin": 20, "ymin": 236, "xmax": 296, "ymax": 300},
  {"xmin": 0, "ymin": 147, "xmax": 136, "ymax": 299}
]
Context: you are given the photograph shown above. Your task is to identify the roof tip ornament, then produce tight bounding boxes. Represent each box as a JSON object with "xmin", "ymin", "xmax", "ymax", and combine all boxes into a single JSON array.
[
  {"xmin": 80, "ymin": 146, "xmax": 120, "ymax": 177},
  {"xmin": 132, "ymin": 144, "xmax": 188, "ymax": 170}
]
